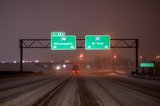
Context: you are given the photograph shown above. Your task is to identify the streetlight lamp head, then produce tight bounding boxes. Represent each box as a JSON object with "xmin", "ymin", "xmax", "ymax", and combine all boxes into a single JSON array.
[
  {"xmin": 140, "ymin": 55, "xmax": 143, "ymax": 59},
  {"xmin": 114, "ymin": 55, "xmax": 117, "ymax": 59},
  {"xmin": 80, "ymin": 54, "xmax": 83, "ymax": 58}
]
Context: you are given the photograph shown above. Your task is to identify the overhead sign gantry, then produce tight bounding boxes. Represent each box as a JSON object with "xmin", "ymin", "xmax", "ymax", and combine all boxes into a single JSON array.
[{"xmin": 19, "ymin": 32, "xmax": 139, "ymax": 74}]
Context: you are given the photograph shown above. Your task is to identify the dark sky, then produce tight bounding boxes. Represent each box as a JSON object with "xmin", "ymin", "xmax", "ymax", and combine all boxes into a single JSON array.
[{"xmin": 0, "ymin": 0, "xmax": 160, "ymax": 62}]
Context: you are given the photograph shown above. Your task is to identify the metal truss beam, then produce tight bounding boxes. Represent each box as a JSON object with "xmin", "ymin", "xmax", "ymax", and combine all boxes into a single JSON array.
[{"xmin": 19, "ymin": 39, "xmax": 138, "ymax": 48}]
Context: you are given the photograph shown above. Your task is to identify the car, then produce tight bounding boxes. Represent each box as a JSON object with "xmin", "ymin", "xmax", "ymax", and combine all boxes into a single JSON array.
[
  {"xmin": 130, "ymin": 68, "xmax": 138, "ymax": 75},
  {"xmin": 72, "ymin": 70, "xmax": 80, "ymax": 74},
  {"xmin": 72, "ymin": 64, "xmax": 80, "ymax": 75}
]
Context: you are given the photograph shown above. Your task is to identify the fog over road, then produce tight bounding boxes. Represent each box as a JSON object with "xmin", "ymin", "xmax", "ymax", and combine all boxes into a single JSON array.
[{"xmin": 0, "ymin": 71, "xmax": 160, "ymax": 106}]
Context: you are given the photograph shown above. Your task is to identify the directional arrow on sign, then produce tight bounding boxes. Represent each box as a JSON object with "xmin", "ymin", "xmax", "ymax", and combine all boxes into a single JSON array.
[
  {"xmin": 53, "ymin": 46, "xmax": 57, "ymax": 49},
  {"xmin": 71, "ymin": 46, "xmax": 74, "ymax": 49}
]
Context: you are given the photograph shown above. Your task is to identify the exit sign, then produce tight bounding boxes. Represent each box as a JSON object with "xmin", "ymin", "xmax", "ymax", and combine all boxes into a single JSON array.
[
  {"xmin": 85, "ymin": 35, "xmax": 110, "ymax": 50},
  {"xmin": 50, "ymin": 32, "xmax": 65, "ymax": 36},
  {"xmin": 51, "ymin": 35, "xmax": 76, "ymax": 50},
  {"xmin": 140, "ymin": 63, "xmax": 155, "ymax": 67}
]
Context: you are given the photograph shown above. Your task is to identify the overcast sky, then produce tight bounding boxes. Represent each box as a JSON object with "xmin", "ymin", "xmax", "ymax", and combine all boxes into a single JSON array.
[{"xmin": 0, "ymin": 0, "xmax": 160, "ymax": 62}]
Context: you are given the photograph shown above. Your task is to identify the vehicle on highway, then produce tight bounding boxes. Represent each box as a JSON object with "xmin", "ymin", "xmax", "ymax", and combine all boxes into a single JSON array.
[
  {"xmin": 72, "ymin": 64, "xmax": 80, "ymax": 75},
  {"xmin": 130, "ymin": 68, "xmax": 138, "ymax": 75}
]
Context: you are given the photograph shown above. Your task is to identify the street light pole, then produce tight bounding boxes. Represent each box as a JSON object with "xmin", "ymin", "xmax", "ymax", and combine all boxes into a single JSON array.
[
  {"xmin": 79, "ymin": 54, "xmax": 84, "ymax": 70},
  {"xmin": 112, "ymin": 48, "xmax": 117, "ymax": 73},
  {"xmin": 114, "ymin": 55, "xmax": 117, "ymax": 72},
  {"xmin": 113, "ymin": 48, "xmax": 115, "ymax": 72}
]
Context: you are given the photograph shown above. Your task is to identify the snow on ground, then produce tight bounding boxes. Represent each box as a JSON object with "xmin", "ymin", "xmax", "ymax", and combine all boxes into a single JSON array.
[
  {"xmin": 80, "ymin": 69, "xmax": 160, "ymax": 87},
  {"xmin": 85, "ymin": 77, "xmax": 120, "ymax": 106},
  {"xmin": 0, "ymin": 71, "xmax": 160, "ymax": 106},
  {"xmin": 107, "ymin": 72, "xmax": 160, "ymax": 87},
  {"xmin": 1, "ymin": 76, "xmax": 67, "ymax": 106},
  {"xmin": 0, "ymin": 76, "xmax": 60, "ymax": 101},
  {"xmin": 0, "ymin": 74, "xmax": 55, "ymax": 90},
  {"xmin": 50, "ymin": 76, "xmax": 80, "ymax": 106},
  {"xmin": 95, "ymin": 78, "xmax": 160, "ymax": 106}
]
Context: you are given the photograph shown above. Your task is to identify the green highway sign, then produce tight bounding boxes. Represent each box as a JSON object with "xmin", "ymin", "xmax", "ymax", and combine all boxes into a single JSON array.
[
  {"xmin": 51, "ymin": 35, "xmax": 76, "ymax": 50},
  {"xmin": 50, "ymin": 32, "xmax": 66, "ymax": 36},
  {"xmin": 85, "ymin": 35, "xmax": 110, "ymax": 50},
  {"xmin": 140, "ymin": 63, "xmax": 155, "ymax": 67}
]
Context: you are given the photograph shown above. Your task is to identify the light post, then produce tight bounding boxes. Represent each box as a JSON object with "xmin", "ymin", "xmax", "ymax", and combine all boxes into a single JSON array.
[
  {"xmin": 80, "ymin": 54, "xmax": 84, "ymax": 61},
  {"xmin": 113, "ymin": 49, "xmax": 117, "ymax": 72},
  {"xmin": 79, "ymin": 54, "xmax": 84, "ymax": 70},
  {"xmin": 155, "ymin": 55, "xmax": 160, "ymax": 75},
  {"xmin": 113, "ymin": 55, "xmax": 117, "ymax": 72}
]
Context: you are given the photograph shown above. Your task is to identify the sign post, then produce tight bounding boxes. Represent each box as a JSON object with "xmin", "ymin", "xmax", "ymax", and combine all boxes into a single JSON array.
[{"xmin": 140, "ymin": 62, "xmax": 155, "ymax": 76}]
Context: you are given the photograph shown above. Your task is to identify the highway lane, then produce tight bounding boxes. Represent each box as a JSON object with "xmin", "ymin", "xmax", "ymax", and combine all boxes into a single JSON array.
[
  {"xmin": 0, "ymin": 71, "xmax": 160, "ymax": 106},
  {"xmin": 86, "ymin": 76, "xmax": 160, "ymax": 106},
  {"xmin": 0, "ymin": 74, "xmax": 57, "ymax": 91}
]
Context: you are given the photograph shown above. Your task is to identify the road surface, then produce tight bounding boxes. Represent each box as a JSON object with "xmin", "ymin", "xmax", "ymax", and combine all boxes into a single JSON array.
[{"xmin": 0, "ymin": 71, "xmax": 160, "ymax": 106}]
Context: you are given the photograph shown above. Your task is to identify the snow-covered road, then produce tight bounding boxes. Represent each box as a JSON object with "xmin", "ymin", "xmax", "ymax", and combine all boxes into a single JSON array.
[{"xmin": 0, "ymin": 71, "xmax": 160, "ymax": 106}]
